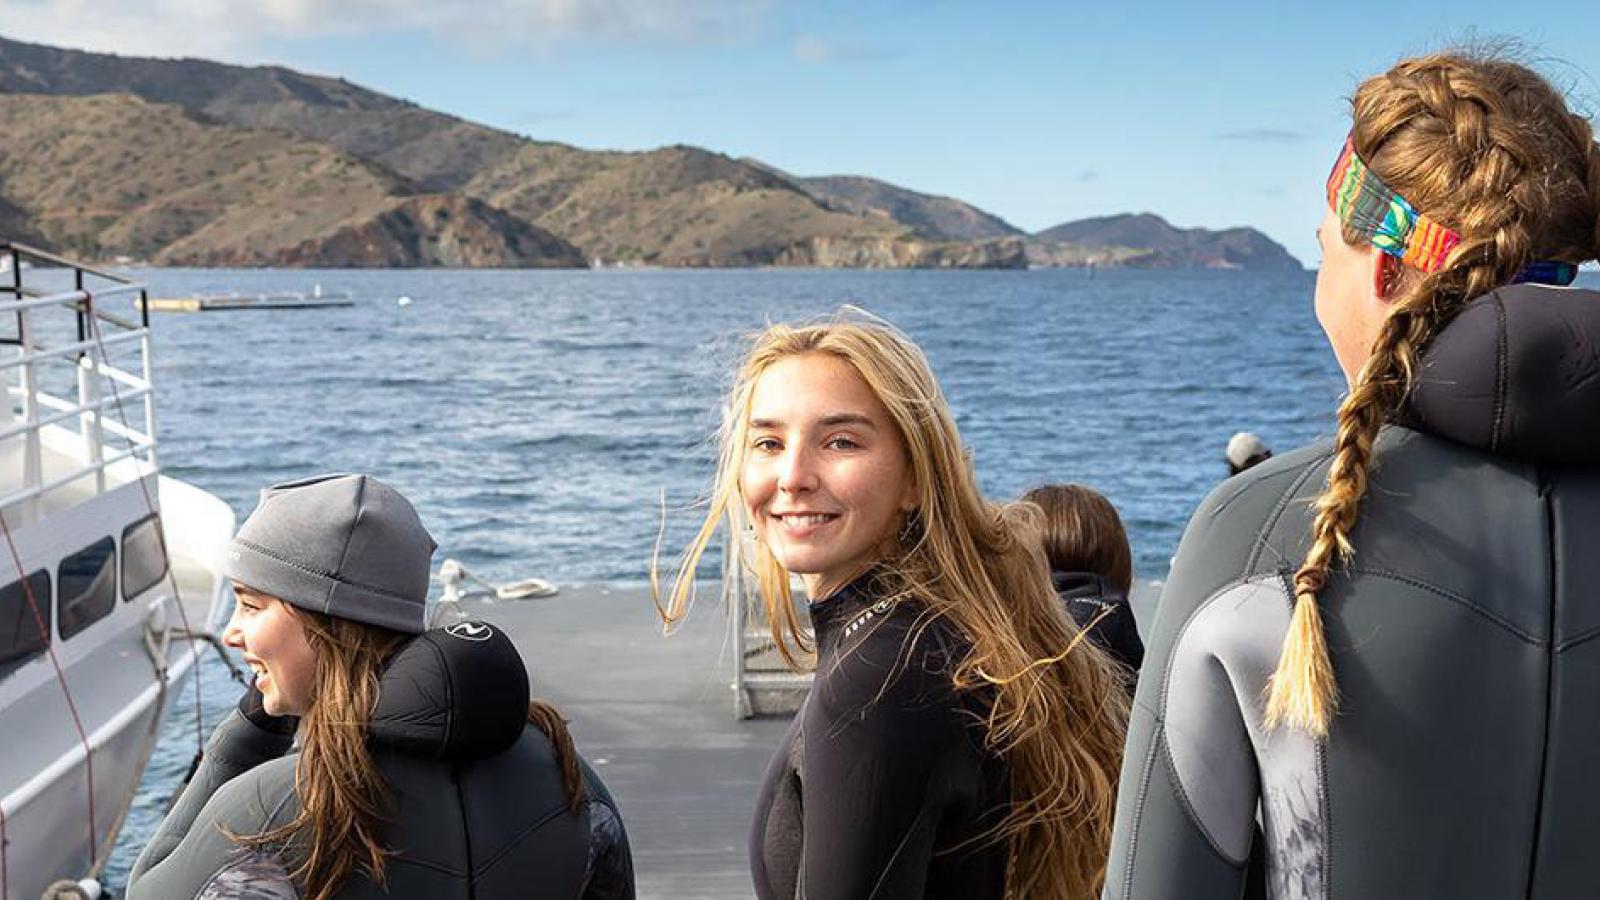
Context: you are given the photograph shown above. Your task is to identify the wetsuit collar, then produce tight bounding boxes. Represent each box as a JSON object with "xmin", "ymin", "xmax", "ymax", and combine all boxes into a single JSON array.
[
  {"xmin": 1404, "ymin": 283, "xmax": 1600, "ymax": 464},
  {"xmin": 1051, "ymin": 571, "xmax": 1127, "ymax": 603}
]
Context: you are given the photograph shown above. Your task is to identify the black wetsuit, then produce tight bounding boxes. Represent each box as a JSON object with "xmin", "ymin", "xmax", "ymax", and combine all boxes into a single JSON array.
[
  {"xmin": 1053, "ymin": 571, "xmax": 1145, "ymax": 681},
  {"xmin": 128, "ymin": 620, "xmax": 633, "ymax": 899},
  {"xmin": 750, "ymin": 574, "xmax": 1010, "ymax": 900},
  {"xmin": 1106, "ymin": 284, "xmax": 1600, "ymax": 898}
]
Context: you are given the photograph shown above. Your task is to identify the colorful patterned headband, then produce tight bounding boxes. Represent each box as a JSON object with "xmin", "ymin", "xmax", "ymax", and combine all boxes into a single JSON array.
[{"xmin": 1326, "ymin": 136, "xmax": 1461, "ymax": 274}]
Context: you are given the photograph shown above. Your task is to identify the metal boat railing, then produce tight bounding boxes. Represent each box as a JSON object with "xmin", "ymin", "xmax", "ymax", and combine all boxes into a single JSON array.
[
  {"xmin": 725, "ymin": 519, "xmax": 813, "ymax": 719},
  {"xmin": 0, "ymin": 241, "xmax": 158, "ymax": 519}
]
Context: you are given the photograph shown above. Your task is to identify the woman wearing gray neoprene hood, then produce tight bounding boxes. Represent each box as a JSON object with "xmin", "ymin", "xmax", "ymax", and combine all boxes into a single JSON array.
[{"xmin": 128, "ymin": 473, "xmax": 634, "ymax": 900}]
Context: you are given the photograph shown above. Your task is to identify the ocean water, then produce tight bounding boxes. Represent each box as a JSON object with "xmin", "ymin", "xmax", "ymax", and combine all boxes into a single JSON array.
[{"xmin": 100, "ymin": 266, "xmax": 1351, "ymax": 886}]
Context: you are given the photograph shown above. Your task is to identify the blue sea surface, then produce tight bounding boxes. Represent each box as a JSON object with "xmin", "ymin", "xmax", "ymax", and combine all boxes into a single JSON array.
[{"xmin": 103, "ymin": 266, "xmax": 1353, "ymax": 886}]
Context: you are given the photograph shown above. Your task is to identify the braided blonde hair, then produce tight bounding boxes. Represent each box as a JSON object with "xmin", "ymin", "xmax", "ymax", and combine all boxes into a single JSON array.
[{"xmin": 1267, "ymin": 51, "xmax": 1600, "ymax": 735}]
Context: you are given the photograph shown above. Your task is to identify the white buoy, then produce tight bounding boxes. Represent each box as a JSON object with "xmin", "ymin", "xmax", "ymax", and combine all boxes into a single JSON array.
[{"xmin": 397, "ymin": 295, "xmax": 413, "ymax": 307}]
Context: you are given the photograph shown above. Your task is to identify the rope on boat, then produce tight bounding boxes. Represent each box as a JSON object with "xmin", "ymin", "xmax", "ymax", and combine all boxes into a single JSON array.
[
  {"xmin": 80, "ymin": 291, "xmax": 211, "ymax": 881},
  {"xmin": 0, "ymin": 507, "xmax": 98, "ymax": 881}
]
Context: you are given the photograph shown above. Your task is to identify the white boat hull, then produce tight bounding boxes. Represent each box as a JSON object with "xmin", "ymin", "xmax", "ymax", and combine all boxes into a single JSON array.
[{"xmin": 1, "ymin": 476, "xmax": 233, "ymax": 900}]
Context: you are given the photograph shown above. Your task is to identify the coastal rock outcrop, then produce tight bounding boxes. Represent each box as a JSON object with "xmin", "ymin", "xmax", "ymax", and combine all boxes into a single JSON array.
[
  {"xmin": 167, "ymin": 195, "xmax": 585, "ymax": 268},
  {"xmin": 1031, "ymin": 213, "xmax": 1302, "ymax": 271},
  {"xmin": 773, "ymin": 236, "xmax": 1028, "ymax": 269}
]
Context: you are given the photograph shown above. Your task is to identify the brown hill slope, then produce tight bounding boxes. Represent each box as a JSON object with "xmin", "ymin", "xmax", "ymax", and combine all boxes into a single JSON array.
[
  {"xmin": 468, "ymin": 144, "xmax": 909, "ymax": 264},
  {"xmin": 0, "ymin": 33, "xmax": 524, "ymax": 192},
  {"xmin": 0, "ymin": 36, "xmax": 1292, "ymax": 270},
  {"xmin": 740, "ymin": 159, "xmax": 1021, "ymax": 242},
  {"xmin": 0, "ymin": 182, "xmax": 43, "ymax": 246},
  {"xmin": 1032, "ymin": 212, "xmax": 1302, "ymax": 270},
  {"xmin": 0, "ymin": 36, "xmax": 926, "ymax": 265},
  {"xmin": 798, "ymin": 175, "xmax": 1021, "ymax": 241},
  {"xmin": 0, "ymin": 92, "xmax": 581, "ymax": 266}
]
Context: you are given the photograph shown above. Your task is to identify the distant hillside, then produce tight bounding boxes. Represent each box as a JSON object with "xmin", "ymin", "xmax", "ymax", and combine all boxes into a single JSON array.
[
  {"xmin": 0, "ymin": 92, "xmax": 582, "ymax": 266},
  {"xmin": 1032, "ymin": 213, "xmax": 1301, "ymax": 270},
  {"xmin": 0, "ymin": 33, "xmax": 523, "ymax": 193},
  {"xmin": 0, "ymin": 35, "xmax": 920, "ymax": 267},
  {"xmin": 466, "ymin": 144, "xmax": 905, "ymax": 265},
  {"xmin": 0, "ymin": 35, "xmax": 1296, "ymax": 270},
  {"xmin": 740, "ymin": 161, "xmax": 1022, "ymax": 242},
  {"xmin": 0, "ymin": 182, "xmax": 42, "ymax": 245}
]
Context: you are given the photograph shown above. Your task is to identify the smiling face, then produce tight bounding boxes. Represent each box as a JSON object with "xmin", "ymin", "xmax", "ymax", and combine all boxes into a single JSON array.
[
  {"xmin": 741, "ymin": 352, "xmax": 918, "ymax": 599},
  {"xmin": 222, "ymin": 583, "xmax": 317, "ymax": 716}
]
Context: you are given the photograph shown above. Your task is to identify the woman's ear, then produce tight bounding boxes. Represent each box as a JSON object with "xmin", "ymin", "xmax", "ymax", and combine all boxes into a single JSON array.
[
  {"xmin": 899, "ymin": 478, "xmax": 919, "ymax": 514},
  {"xmin": 1372, "ymin": 252, "xmax": 1398, "ymax": 301}
]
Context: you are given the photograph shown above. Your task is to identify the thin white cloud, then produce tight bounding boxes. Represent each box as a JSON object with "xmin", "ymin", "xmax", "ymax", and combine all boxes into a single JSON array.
[
  {"xmin": 0, "ymin": 0, "xmax": 778, "ymax": 62},
  {"xmin": 1217, "ymin": 128, "xmax": 1306, "ymax": 144},
  {"xmin": 791, "ymin": 32, "xmax": 892, "ymax": 65}
]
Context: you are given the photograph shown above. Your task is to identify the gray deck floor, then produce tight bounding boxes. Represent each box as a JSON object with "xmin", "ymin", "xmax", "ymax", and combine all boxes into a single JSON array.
[
  {"xmin": 456, "ymin": 585, "xmax": 789, "ymax": 900},
  {"xmin": 455, "ymin": 580, "xmax": 1163, "ymax": 899}
]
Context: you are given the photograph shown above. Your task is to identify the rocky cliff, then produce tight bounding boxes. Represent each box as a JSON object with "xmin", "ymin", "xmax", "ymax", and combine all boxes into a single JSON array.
[{"xmin": 774, "ymin": 236, "xmax": 1027, "ymax": 269}]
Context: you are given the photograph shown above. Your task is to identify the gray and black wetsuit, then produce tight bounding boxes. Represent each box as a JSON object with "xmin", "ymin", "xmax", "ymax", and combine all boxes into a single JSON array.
[
  {"xmin": 1106, "ymin": 283, "xmax": 1600, "ymax": 899},
  {"xmin": 751, "ymin": 574, "xmax": 1010, "ymax": 900},
  {"xmin": 128, "ymin": 620, "xmax": 634, "ymax": 899}
]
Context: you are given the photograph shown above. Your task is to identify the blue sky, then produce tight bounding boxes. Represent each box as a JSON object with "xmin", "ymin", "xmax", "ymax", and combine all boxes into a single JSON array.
[{"xmin": 4, "ymin": 1, "xmax": 1596, "ymax": 265}]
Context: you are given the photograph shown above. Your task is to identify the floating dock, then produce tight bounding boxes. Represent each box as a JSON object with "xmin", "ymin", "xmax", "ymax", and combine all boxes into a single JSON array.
[{"xmin": 141, "ymin": 290, "xmax": 354, "ymax": 312}]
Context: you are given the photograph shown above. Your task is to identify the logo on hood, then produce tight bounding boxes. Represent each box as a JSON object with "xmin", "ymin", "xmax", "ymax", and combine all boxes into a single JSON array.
[{"xmin": 446, "ymin": 621, "xmax": 494, "ymax": 642}]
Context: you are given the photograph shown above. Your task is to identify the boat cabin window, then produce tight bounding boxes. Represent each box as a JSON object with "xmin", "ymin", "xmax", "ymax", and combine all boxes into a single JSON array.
[
  {"xmin": 0, "ymin": 570, "xmax": 52, "ymax": 680},
  {"xmin": 122, "ymin": 515, "xmax": 169, "ymax": 601},
  {"xmin": 58, "ymin": 537, "xmax": 117, "ymax": 640}
]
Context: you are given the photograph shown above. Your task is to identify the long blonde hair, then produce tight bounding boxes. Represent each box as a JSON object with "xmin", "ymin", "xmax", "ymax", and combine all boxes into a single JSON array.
[
  {"xmin": 1267, "ymin": 50, "xmax": 1600, "ymax": 735},
  {"xmin": 658, "ymin": 312, "xmax": 1129, "ymax": 898}
]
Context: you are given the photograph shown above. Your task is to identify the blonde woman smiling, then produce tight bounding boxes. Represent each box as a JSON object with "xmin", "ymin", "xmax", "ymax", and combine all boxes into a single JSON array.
[{"xmin": 663, "ymin": 315, "xmax": 1128, "ymax": 899}]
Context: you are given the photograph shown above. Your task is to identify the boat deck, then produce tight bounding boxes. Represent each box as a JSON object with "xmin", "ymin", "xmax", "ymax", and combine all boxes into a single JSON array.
[
  {"xmin": 454, "ymin": 585, "xmax": 789, "ymax": 900},
  {"xmin": 449, "ymin": 580, "xmax": 1161, "ymax": 899}
]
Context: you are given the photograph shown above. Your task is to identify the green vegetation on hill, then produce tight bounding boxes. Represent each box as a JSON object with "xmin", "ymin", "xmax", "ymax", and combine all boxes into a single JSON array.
[{"xmin": 0, "ymin": 34, "xmax": 1300, "ymax": 270}]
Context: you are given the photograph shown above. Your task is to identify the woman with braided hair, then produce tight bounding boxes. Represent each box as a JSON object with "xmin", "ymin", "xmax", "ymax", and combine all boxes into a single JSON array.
[{"xmin": 1105, "ymin": 51, "xmax": 1600, "ymax": 899}]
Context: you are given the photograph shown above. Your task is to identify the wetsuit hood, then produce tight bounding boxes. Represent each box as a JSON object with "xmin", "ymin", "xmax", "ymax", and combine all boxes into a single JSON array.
[
  {"xmin": 1051, "ymin": 570, "xmax": 1127, "ymax": 603},
  {"xmin": 1406, "ymin": 283, "xmax": 1600, "ymax": 464},
  {"xmin": 368, "ymin": 619, "xmax": 530, "ymax": 761}
]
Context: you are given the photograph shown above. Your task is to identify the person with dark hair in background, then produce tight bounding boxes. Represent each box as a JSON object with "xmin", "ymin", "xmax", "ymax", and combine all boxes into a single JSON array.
[{"xmin": 1021, "ymin": 484, "xmax": 1143, "ymax": 683}]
